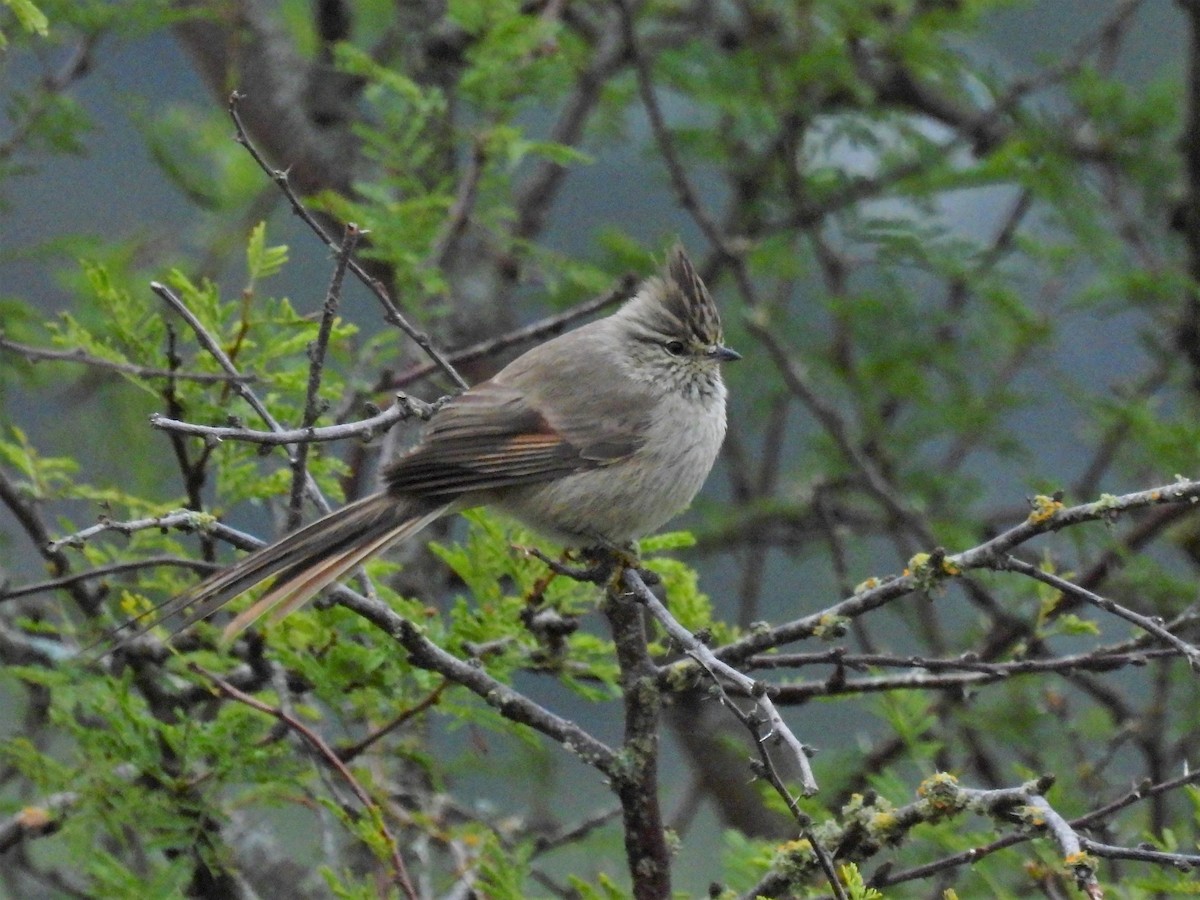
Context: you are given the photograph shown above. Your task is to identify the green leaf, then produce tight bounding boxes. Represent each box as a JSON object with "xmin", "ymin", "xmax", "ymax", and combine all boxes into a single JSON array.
[
  {"xmin": 246, "ymin": 221, "xmax": 289, "ymax": 284},
  {"xmin": 840, "ymin": 862, "xmax": 884, "ymax": 900},
  {"xmin": 1054, "ymin": 613, "xmax": 1102, "ymax": 637},
  {"xmin": 567, "ymin": 872, "xmax": 628, "ymax": 900},
  {"xmin": 5, "ymin": 0, "xmax": 49, "ymax": 37}
]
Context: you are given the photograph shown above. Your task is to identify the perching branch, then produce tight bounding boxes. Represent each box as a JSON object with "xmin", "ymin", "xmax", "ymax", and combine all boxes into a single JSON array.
[
  {"xmin": 624, "ymin": 569, "xmax": 818, "ymax": 797},
  {"xmin": 604, "ymin": 573, "xmax": 672, "ymax": 900}
]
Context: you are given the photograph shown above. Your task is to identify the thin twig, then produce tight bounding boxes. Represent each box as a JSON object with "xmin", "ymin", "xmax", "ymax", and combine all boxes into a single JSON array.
[
  {"xmin": 0, "ymin": 467, "xmax": 100, "ymax": 616},
  {"xmin": 1001, "ymin": 555, "xmax": 1200, "ymax": 670},
  {"xmin": 1, "ymin": 556, "xmax": 221, "ymax": 602},
  {"xmin": 613, "ymin": 0, "xmax": 767, "ymax": 314},
  {"xmin": 745, "ymin": 312, "xmax": 934, "ymax": 543},
  {"xmin": 1082, "ymin": 836, "xmax": 1200, "ymax": 868},
  {"xmin": 335, "ymin": 679, "xmax": 449, "ymax": 762},
  {"xmin": 287, "ymin": 223, "xmax": 360, "ymax": 529},
  {"xmin": 191, "ymin": 664, "xmax": 418, "ymax": 900},
  {"xmin": 0, "ymin": 35, "xmax": 96, "ymax": 161},
  {"xmin": 614, "ymin": 0, "xmax": 726, "ymax": 255},
  {"xmin": 149, "ymin": 392, "xmax": 437, "ymax": 446},
  {"xmin": 621, "ymin": 569, "xmax": 819, "ymax": 798},
  {"xmin": 47, "ymin": 510, "xmax": 262, "ymax": 555},
  {"xmin": 763, "ymin": 647, "xmax": 1186, "ymax": 703},
  {"xmin": 150, "ymin": 280, "xmax": 334, "ymax": 515},
  {"xmin": 530, "ymin": 806, "xmax": 624, "ymax": 858},
  {"xmin": 0, "ymin": 333, "xmax": 255, "ymax": 383},
  {"xmin": 425, "ymin": 136, "xmax": 487, "ymax": 268},
  {"xmin": 227, "ymin": 91, "xmax": 468, "ymax": 390},
  {"xmin": 386, "ymin": 275, "xmax": 638, "ymax": 389}
]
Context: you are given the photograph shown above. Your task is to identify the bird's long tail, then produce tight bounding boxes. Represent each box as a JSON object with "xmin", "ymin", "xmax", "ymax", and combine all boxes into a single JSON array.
[{"xmin": 109, "ymin": 492, "xmax": 451, "ymax": 649}]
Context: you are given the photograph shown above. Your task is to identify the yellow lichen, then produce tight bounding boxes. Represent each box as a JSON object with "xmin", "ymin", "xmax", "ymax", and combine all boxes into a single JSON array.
[
  {"xmin": 1063, "ymin": 850, "xmax": 1096, "ymax": 868},
  {"xmin": 1028, "ymin": 494, "xmax": 1064, "ymax": 525}
]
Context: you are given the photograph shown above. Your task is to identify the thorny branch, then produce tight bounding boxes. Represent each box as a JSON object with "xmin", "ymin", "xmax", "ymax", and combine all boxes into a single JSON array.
[
  {"xmin": 286, "ymin": 223, "xmax": 360, "ymax": 529},
  {"xmin": 151, "ymin": 280, "xmax": 336, "ymax": 520},
  {"xmin": 227, "ymin": 91, "xmax": 469, "ymax": 391}
]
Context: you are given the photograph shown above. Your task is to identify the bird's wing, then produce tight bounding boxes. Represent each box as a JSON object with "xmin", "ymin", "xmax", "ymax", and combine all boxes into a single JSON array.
[{"xmin": 384, "ymin": 368, "xmax": 647, "ymax": 498}]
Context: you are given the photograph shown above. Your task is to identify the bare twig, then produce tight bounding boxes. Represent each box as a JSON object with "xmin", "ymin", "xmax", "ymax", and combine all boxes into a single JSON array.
[
  {"xmin": 623, "ymin": 568, "xmax": 819, "ymax": 797},
  {"xmin": 530, "ymin": 806, "xmax": 623, "ymax": 858},
  {"xmin": 613, "ymin": 0, "xmax": 726, "ymax": 256},
  {"xmin": 745, "ymin": 312, "xmax": 934, "ymax": 544},
  {"xmin": 151, "ymin": 280, "xmax": 334, "ymax": 515},
  {"xmin": 0, "ymin": 36, "xmax": 96, "ymax": 161},
  {"xmin": 386, "ymin": 275, "xmax": 638, "ymax": 389},
  {"xmin": 425, "ymin": 136, "xmax": 487, "ymax": 268},
  {"xmin": 0, "ymin": 467, "xmax": 100, "ymax": 616},
  {"xmin": 762, "ymin": 646, "xmax": 1187, "ymax": 703},
  {"xmin": 149, "ymin": 392, "xmax": 437, "ymax": 446},
  {"xmin": 512, "ymin": 12, "xmax": 627, "ymax": 240},
  {"xmin": 1000, "ymin": 555, "xmax": 1200, "ymax": 670},
  {"xmin": 47, "ymin": 510, "xmax": 262, "ymax": 555},
  {"xmin": 1, "ymin": 556, "xmax": 221, "ymax": 602},
  {"xmin": 1081, "ymin": 836, "xmax": 1200, "ymax": 869},
  {"xmin": 0, "ymin": 333, "xmax": 255, "ymax": 384},
  {"xmin": 287, "ymin": 223, "xmax": 360, "ymax": 529},
  {"xmin": 227, "ymin": 91, "xmax": 469, "ymax": 390},
  {"xmin": 335, "ymin": 679, "xmax": 449, "ymax": 762},
  {"xmin": 716, "ymin": 478, "xmax": 1200, "ymax": 664}
]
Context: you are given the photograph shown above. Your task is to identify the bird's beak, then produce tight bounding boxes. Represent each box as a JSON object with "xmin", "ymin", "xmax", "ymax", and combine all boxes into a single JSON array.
[{"xmin": 709, "ymin": 344, "xmax": 741, "ymax": 362}]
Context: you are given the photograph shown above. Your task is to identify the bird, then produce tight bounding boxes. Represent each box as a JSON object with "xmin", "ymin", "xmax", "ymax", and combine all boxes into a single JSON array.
[{"xmin": 115, "ymin": 244, "xmax": 738, "ymax": 647}]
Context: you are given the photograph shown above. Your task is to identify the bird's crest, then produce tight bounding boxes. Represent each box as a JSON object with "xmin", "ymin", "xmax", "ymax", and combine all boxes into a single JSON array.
[{"xmin": 639, "ymin": 244, "xmax": 724, "ymax": 345}]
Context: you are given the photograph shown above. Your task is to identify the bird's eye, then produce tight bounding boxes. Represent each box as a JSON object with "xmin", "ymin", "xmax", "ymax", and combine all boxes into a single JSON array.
[{"xmin": 664, "ymin": 340, "xmax": 686, "ymax": 356}]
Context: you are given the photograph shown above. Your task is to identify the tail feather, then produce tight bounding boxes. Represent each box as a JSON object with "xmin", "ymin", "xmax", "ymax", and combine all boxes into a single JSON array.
[
  {"xmin": 105, "ymin": 493, "xmax": 450, "ymax": 651},
  {"xmin": 225, "ymin": 504, "xmax": 449, "ymax": 640}
]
